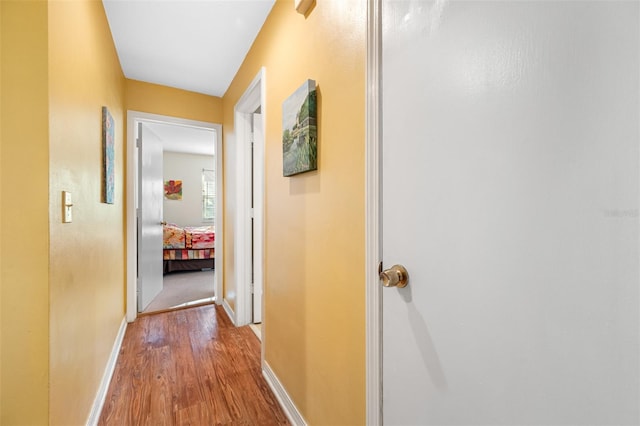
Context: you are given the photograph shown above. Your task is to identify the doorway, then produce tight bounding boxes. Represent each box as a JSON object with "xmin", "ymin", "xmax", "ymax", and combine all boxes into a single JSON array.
[
  {"xmin": 229, "ymin": 68, "xmax": 265, "ymax": 329},
  {"xmin": 126, "ymin": 111, "xmax": 223, "ymax": 322},
  {"xmin": 142, "ymin": 120, "xmax": 217, "ymax": 313}
]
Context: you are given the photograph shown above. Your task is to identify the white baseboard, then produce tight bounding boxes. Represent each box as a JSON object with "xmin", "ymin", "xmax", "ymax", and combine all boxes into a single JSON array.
[
  {"xmin": 262, "ymin": 361, "xmax": 307, "ymax": 426},
  {"xmin": 222, "ymin": 299, "xmax": 236, "ymax": 326},
  {"xmin": 86, "ymin": 317, "xmax": 127, "ymax": 426}
]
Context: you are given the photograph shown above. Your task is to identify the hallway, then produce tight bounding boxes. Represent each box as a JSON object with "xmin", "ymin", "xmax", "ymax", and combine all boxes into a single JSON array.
[{"xmin": 98, "ymin": 305, "xmax": 289, "ymax": 425}]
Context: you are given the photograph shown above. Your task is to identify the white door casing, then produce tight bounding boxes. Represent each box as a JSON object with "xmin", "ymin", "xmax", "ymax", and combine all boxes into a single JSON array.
[
  {"xmin": 233, "ymin": 68, "xmax": 265, "ymax": 327},
  {"xmin": 126, "ymin": 111, "xmax": 223, "ymax": 322},
  {"xmin": 252, "ymin": 112, "xmax": 264, "ymax": 324},
  {"xmin": 369, "ymin": 1, "xmax": 639, "ymax": 425},
  {"xmin": 137, "ymin": 122, "xmax": 164, "ymax": 311}
]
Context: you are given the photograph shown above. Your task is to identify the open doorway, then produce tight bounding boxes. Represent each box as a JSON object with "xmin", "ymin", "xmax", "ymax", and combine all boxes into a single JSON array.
[
  {"xmin": 142, "ymin": 121, "xmax": 216, "ymax": 313},
  {"xmin": 126, "ymin": 111, "xmax": 223, "ymax": 322},
  {"xmin": 228, "ymin": 68, "xmax": 265, "ymax": 332}
]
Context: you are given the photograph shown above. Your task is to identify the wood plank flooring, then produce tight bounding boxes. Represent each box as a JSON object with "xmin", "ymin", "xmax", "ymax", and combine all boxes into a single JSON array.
[{"xmin": 99, "ymin": 305, "xmax": 290, "ymax": 425}]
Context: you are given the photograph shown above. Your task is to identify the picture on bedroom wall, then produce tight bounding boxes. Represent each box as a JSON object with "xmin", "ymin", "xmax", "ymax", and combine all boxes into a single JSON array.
[
  {"xmin": 282, "ymin": 79, "xmax": 317, "ymax": 176},
  {"xmin": 164, "ymin": 180, "xmax": 183, "ymax": 200},
  {"xmin": 102, "ymin": 106, "xmax": 115, "ymax": 204}
]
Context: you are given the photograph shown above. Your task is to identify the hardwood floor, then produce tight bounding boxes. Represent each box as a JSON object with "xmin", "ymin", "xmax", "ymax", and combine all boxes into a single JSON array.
[{"xmin": 99, "ymin": 305, "xmax": 290, "ymax": 425}]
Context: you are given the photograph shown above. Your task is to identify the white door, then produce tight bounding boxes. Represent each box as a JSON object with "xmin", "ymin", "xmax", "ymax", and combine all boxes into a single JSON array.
[
  {"xmin": 137, "ymin": 122, "xmax": 164, "ymax": 311},
  {"xmin": 381, "ymin": 1, "xmax": 639, "ymax": 424},
  {"xmin": 252, "ymin": 112, "xmax": 264, "ymax": 323}
]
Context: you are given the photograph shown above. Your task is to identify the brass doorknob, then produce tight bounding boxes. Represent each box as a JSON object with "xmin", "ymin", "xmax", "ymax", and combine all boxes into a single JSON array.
[{"xmin": 380, "ymin": 264, "xmax": 408, "ymax": 288}]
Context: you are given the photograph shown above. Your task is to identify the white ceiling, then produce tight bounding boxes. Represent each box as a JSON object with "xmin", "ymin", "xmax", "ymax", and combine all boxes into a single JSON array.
[
  {"xmin": 102, "ymin": 0, "xmax": 275, "ymax": 97},
  {"xmin": 102, "ymin": 0, "xmax": 275, "ymax": 155},
  {"xmin": 147, "ymin": 122, "xmax": 217, "ymax": 156}
]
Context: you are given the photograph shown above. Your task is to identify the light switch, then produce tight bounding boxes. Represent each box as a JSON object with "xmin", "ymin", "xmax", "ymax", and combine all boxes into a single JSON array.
[{"xmin": 63, "ymin": 191, "xmax": 73, "ymax": 223}]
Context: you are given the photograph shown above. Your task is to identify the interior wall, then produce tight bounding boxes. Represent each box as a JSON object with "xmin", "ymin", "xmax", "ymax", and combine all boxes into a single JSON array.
[
  {"xmin": 47, "ymin": 1, "xmax": 126, "ymax": 424},
  {"xmin": 163, "ymin": 151, "xmax": 215, "ymax": 226},
  {"xmin": 126, "ymin": 79, "xmax": 223, "ymax": 123},
  {"xmin": 221, "ymin": 2, "xmax": 367, "ymax": 424},
  {"xmin": 0, "ymin": 1, "xmax": 51, "ymax": 424}
]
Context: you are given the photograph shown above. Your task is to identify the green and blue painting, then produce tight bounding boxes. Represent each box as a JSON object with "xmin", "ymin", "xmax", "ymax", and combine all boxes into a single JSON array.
[{"xmin": 282, "ymin": 79, "xmax": 317, "ymax": 176}]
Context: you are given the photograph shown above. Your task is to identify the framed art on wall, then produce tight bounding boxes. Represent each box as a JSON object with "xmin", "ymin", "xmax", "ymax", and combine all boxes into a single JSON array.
[
  {"xmin": 164, "ymin": 179, "xmax": 183, "ymax": 200},
  {"xmin": 282, "ymin": 79, "xmax": 317, "ymax": 176},
  {"xmin": 102, "ymin": 106, "xmax": 115, "ymax": 204}
]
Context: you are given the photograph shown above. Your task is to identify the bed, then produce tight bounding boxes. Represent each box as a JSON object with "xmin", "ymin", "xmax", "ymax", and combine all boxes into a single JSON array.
[{"xmin": 163, "ymin": 223, "xmax": 215, "ymax": 274}]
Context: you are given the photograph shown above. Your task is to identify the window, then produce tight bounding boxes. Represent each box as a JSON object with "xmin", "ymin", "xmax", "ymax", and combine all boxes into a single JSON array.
[{"xmin": 202, "ymin": 168, "xmax": 215, "ymax": 222}]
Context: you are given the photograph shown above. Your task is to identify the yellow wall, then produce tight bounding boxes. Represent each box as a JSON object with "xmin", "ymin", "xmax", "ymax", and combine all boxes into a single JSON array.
[
  {"xmin": 0, "ymin": 0, "xmax": 3, "ymax": 419},
  {"xmin": 47, "ymin": 1, "xmax": 126, "ymax": 424},
  {"xmin": 0, "ymin": 1, "xmax": 51, "ymax": 424},
  {"xmin": 222, "ymin": 2, "xmax": 367, "ymax": 424},
  {"xmin": 125, "ymin": 79, "xmax": 223, "ymax": 124},
  {"xmin": 2, "ymin": 5, "xmax": 222, "ymax": 421}
]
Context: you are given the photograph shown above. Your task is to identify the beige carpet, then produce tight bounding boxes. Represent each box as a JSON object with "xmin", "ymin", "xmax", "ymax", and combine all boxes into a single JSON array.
[{"xmin": 143, "ymin": 269, "xmax": 215, "ymax": 314}]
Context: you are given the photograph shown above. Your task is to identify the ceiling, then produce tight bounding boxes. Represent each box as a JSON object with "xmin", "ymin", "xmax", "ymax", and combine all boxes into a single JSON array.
[
  {"xmin": 146, "ymin": 122, "xmax": 217, "ymax": 156},
  {"xmin": 102, "ymin": 0, "xmax": 275, "ymax": 155},
  {"xmin": 102, "ymin": 0, "xmax": 275, "ymax": 97}
]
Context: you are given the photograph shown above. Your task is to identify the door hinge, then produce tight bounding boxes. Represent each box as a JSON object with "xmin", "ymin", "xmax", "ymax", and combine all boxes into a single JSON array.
[
  {"xmin": 250, "ymin": 282, "xmax": 254, "ymax": 293},
  {"xmin": 136, "ymin": 138, "xmax": 141, "ymax": 148}
]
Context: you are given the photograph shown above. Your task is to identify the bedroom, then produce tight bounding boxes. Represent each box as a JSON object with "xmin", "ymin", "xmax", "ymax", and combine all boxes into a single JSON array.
[{"xmin": 141, "ymin": 121, "xmax": 217, "ymax": 314}]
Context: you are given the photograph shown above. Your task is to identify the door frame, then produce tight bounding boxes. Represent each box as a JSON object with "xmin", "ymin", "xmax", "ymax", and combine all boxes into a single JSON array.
[
  {"xmin": 232, "ymin": 67, "xmax": 266, "ymax": 327},
  {"xmin": 365, "ymin": 0, "xmax": 382, "ymax": 424},
  {"xmin": 126, "ymin": 110, "xmax": 224, "ymax": 322}
]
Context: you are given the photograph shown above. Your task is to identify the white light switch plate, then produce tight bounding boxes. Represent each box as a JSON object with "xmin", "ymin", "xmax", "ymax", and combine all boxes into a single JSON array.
[
  {"xmin": 63, "ymin": 191, "xmax": 73, "ymax": 223},
  {"xmin": 64, "ymin": 206, "xmax": 72, "ymax": 223}
]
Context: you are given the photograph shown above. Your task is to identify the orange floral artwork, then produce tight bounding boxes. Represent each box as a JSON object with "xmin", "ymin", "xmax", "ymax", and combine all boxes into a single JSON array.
[{"xmin": 164, "ymin": 180, "xmax": 182, "ymax": 200}]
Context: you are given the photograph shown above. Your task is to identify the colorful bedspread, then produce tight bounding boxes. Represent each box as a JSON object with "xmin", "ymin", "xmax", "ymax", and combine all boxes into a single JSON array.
[
  {"xmin": 163, "ymin": 224, "xmax": 186, "ymax": 249},
  {"xmin": 185, "ymin": 226, "xmax": 215, "ymax": 249},
  {"xmin": 163, "ymin": 224, "xmax": 215, "ymax": 250}
]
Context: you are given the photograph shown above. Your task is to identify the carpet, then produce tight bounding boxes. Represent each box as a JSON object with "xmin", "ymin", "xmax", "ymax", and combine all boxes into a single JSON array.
[{"xmin": 143, "ymin": 269, "xmax": 215, "ymax": 313}]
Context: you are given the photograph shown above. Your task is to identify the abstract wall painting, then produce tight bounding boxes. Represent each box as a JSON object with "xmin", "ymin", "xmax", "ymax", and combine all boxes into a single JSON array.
[
  {"xmin": 102, "ymin": 106, "xmax": 115, "ymax": 204},
  {"xmin": 164, "ymin": 180, "xmax": 183, "ymax": 200},
  {"xmin": 282, "ymin": 79, "xmax": 317, "ymax": 176}
]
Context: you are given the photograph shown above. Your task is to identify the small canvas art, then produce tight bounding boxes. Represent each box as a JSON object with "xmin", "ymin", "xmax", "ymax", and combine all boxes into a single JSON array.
[
  {"xmin": 282, "ymin": 79, "xmax": 317, "ymax": 176},
  {"xmin": 164, "ymin": 180, "xmax": 183, "ymax": 200},
  {"xmin": 102, "ymin": 106, "xmax": 115, "ymax": 204}
]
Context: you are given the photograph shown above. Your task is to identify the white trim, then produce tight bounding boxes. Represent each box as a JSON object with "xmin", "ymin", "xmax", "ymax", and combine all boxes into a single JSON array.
[
  {"xmin": 233, "ymin": 68, "xmax": 266, "ymax": 327},
  {"xmin": 126, "ymin": 111, "xmax": 223, "ymax": 322},
  {"xmin": 222, "ymin": 298, "xmax": 236, "ymax": 326},
  {"xmin": 126, "ymin": 111, "xmax": 137, "ymax": 322},
  {"xmin": 262, "ymin": 361, "xmax": 307, "ymax": 426},
  {"xmin": 214, "ymin": 123, "xmax": 224, "ymax": 307},
  {"xmin": 233, "ymin": 111, "xmax": 251, "ymax": 326},
  {"xmin": 86, "ymin": 317, "xmax": 127, "ymax": 426},
  {"xmin": 249, "ymin": 323, "xmax": 262, "ymax": 340},
  {"xmin": 252, "ymin": 112, "xmax": 265, "ymax": 324},
  {"xmin": 366, "ymin": 0, "xmax": 382, "ymax": 424}
]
